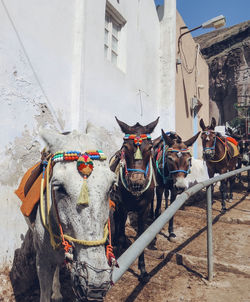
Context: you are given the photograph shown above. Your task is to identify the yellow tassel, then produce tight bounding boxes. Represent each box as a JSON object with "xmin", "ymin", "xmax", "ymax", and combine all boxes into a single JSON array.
[
  {"xmin": 134, "ymin": 146, "xmax": 143, "ymax": 160},
  {"xmin": 77, "ymin": 177, "xmax": 89, "ymax": 205}
]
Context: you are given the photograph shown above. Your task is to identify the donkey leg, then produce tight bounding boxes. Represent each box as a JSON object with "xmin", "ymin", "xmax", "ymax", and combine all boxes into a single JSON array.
[
  {"xmin": 220, "ymin": 180, "xmax": 227, "ymax": 213},
  {"xmin": 237, "ymin": 159, "xmax": 242, "ymax": 183},
  {"xmin": 247, "ymin": 170, "xmax": 250, "ymax": 192},
  {"xmin": 137, "ymin": 212, "xmax": 149, "ymax": 281},
  {"xmin": 228, "ymin": 176, "xmax": 235, "ymax": 203},
  {"xmin": 168, "ymin": 190, "xmax": 177, "ymax": 242},
  {"xmin": 51, "ymin": 265, "xmax": 63, "ymax": 302},
  {"xmin": 155, "ymin": 186, "xmax": 164, "ymax": 218},
  {"xmin": 114, "ymin": 207, "xmax": 128, "ymax": 255},
  {"xmin": 36, "ymin": 253, "xmax": 57, "ymax": 302},
  {"xmin": 149, "ymin": 198, "xmax": 155, "ymax": 221}
]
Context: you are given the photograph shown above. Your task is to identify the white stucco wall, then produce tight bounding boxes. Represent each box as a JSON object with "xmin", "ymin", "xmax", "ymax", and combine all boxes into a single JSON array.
[
  {"xmin": 0, "ymin": 0, "xmax": 160, "ymax": 271},
  {"xmin": 158, "ymin": 0, "xmax": 176, "ymax": 132},
  {"xmin": 81, "ymin": 0, "xmax": 160, "ymax": 132}
]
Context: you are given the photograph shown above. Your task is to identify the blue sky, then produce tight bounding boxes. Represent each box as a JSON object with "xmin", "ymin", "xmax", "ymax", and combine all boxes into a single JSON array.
[{"xmin": 155, "ymin": 0, "xmax": 250, "ymax": 36}]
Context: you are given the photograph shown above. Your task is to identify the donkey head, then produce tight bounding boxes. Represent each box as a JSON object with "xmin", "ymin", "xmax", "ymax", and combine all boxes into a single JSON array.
[
  {"xmin": 200, "ymin": 117, "xmax": 217, "ymax": 160},
  {"xmin": 39, "ymin": 128, "xmax": 116, "ymax": 301},
  {"xmin": 116, "ymin": 117, "xmax": 159, "ymax": 195},
  {"xmin": 161, "ymin": 129, "xmax": 200, "ymax": 193}
]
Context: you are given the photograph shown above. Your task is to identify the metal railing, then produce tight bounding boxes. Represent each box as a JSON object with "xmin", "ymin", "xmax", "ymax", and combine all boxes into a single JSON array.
[{"xmin": 112, "ymin": 165, "xmax": 250, "ymax": 283}]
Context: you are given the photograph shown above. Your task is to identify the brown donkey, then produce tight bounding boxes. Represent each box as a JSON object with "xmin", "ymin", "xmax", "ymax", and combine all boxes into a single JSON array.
[
  {"xmin": 109, "ymin": 117, "xmax": 159, "ymax": 281},
  {"xmin": 154, "ymin": 129, "xmax": 200, "ymax": 241},
  {"xmin": 200, "ymin": 117, "xmax": 239, "ymax": 212}
]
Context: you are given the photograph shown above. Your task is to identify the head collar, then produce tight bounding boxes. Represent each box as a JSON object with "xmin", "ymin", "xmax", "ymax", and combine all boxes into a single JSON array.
[{"xmin": 123, "ymin": 134, "xmax": 151, "ymax": 159}]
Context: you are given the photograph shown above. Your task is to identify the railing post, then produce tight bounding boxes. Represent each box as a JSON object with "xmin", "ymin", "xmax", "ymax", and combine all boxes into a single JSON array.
[{"xmin": 206, "ymin": 184, "xmax": 213, "ymax": 281}]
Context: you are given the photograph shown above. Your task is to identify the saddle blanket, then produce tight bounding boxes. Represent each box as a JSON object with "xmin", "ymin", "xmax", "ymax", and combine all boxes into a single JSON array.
[
  {"xmin": 15, "ymin": 162, "xmax": 50, "ymax": 217},
  {"xmin": 226, "ymin": 136, "xmax": 238, "ymax": 146},
  {"xmin": 226, "ymin": 139, "xmax": 239, "ymax": 158}
]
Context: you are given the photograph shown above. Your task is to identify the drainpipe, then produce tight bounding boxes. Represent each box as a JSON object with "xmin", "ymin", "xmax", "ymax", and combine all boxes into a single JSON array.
[
  {"xmin": 71, "ymin": 0, "xmax": 86, "ymax": 131},
  {"xmin": 159, "ymin": 0, "xmax": 176, "ymax": 131}
]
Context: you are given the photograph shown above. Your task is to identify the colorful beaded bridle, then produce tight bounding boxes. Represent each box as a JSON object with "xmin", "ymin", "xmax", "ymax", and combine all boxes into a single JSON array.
[
  {"xmin": 52, "ymin": 150, "xmax": 106, "ymax": 204},
  {"xmin": 123, "ymin": 134, "xmax": 152, "ymax": 161}
]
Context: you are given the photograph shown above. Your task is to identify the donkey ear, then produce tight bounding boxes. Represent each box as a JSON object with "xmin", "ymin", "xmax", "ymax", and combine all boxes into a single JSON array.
[
  {"xmin": 183, "ymin": 131, "xmax": 200, "ymax": 147},
  {"xmin": 226, "ymin": 127, "xmax": 232, "ymax": 135},
  {"xmin": 115, "ymin": 116, "xmax": 133, "ymax": 134},
  {"xmin": 199, "ymin": 118, "xmax": 206, "ymax": 131},
  {"xmin": 161, "ymin": 129, "xmax": 174, "ymax": 146},
  {"xmin": 39, "ymin": 128, "xmax": 65, "ymax": 151},
  {"xmin": 210, "ymin": 117, "xmax": 216, "ymax": 130},
  {"xmin": 152, "ymin": 135, "xmax": 162, "ymax": 149},
  {"xmin": 145, "ymin": 117, "xmax": 160, "ymax": 134}
]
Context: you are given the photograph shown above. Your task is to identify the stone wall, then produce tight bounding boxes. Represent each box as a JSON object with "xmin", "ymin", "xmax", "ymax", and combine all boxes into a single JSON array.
[{"xmin": 195, "ymin": 21, "xmax": 250, "ymax": 125}]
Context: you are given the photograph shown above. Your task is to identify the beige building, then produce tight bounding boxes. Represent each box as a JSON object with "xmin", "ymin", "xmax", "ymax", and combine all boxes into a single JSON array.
[
  {"xmin": 175, "ymin": 12, "xmax": 209, "ymax": 159},
  {"xmin": 158, "ymin": 4, "xmax": 210, "ymax": 159}
]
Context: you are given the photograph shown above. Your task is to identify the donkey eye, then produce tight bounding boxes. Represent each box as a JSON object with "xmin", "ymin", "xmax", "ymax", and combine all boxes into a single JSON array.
[
  {"xmin": 144, "ymin": 143, "xmax": 153, "ymax": 151},
  {"xmin": 123, "ymin": 143, "xmax": 131, "ymax": 151},
  {"xmin": 52, "ymin": 182, "xmax": 67, "ymax": 195},
  {"xmin": 57, "ymin": 185, "xmax": 67, "ymax": 195}
]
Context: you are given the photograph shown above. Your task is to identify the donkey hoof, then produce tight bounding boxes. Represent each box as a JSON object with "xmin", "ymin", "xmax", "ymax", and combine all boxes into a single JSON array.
[
  {"xmin": 169, "ymin": 233, "xmax": 177, "ymax": 243},
  {"xmin": 221, "ymin": 208, "xmax": 227, "ymax": 214},
  {"xmin": 52, "ymin": 296, "xmax": 63, "ymax": 302},
  {"xmin": 138, "ymin": 272, "xmax": 149, "ymax": 283},
  {"xmin": 148, "ymin": 237, "xmax": 157, "ymax": 250}
]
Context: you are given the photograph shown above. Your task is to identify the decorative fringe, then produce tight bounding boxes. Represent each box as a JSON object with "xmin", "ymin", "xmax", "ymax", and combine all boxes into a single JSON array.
[
  {"xmin": 77, "ymin": 177, "xmax": 89, "ymax": 205},
  {"xmin": 134, "ymin": 146, "xmax": 143, "ymax": 160}
]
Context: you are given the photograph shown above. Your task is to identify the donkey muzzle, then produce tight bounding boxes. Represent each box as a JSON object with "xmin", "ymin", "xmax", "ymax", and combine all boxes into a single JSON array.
[
  {"xmin": 71, "ymin": 262, "xmax": 112, "ymax": 302},
  {"xmin": 203, "ymin": 149, "xmax": 215, "ymax": 160},
  {"xmin": 127, "ymin": 172, "xmax": 146, "ymax": 193},
  {"xmin": 174, "ymin": 176, "xmax": 187, "ymax": 194}
]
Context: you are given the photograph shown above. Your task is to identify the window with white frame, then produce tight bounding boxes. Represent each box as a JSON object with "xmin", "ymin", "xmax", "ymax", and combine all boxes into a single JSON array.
[{"xmin": 104, "ymin": 2, "xmax": 126, "ymax": 68}]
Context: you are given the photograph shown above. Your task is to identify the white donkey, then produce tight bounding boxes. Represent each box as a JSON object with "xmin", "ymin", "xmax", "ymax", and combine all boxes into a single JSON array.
[{"xmin": 32, "ymin": 127, "xmax": 116, "ymax": 302}]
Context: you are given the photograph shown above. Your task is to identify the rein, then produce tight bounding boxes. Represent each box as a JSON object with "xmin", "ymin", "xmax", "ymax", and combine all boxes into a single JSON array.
[
  {"xmin": 127, "ymin": 164, "xmax": 149, "ymax": 177},
  {"xmin": 120, "ymin": 156, "xmax": 154, "ymax": 195},
  {"xmin": 40, "ymin": 150, "xmax": 110, "ymax": 251}
]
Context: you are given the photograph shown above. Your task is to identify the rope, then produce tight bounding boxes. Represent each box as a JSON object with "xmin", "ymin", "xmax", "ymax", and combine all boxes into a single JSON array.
[
  {"xmin": 106, "ymin": 218, "xmax": 118, "ymax": 267},
  {"xmin": 63, "ymin": 223, "xmax": 109, "ymax": 246}
]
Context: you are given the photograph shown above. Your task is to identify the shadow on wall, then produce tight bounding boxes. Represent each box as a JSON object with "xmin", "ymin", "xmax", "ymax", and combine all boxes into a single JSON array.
[{"xmin": 9, "ymin": 229, "xmax": 40, "ymax": 302}]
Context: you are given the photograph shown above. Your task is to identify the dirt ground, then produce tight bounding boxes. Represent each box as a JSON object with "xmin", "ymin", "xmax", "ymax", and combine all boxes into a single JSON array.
[
  {"xmin": 1, "ymin": 173, "xmax": 249, "ymax": 302},
  {"xmin": 105, "ymin": 173, "xmax": 250, "ymax": 302}
]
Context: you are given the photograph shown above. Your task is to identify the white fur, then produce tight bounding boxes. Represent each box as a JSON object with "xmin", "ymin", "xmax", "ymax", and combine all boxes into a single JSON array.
[
  {"xmin": 185, "ymin": 159, "xmax": 209, "ymax": 188},
  {"xmin": 175, "ymin": 176, "xmax": 187, "ymax": 189},
  {"xmin": 34, "ymin": 127, "xmax": 116, "ymax": 301}
]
